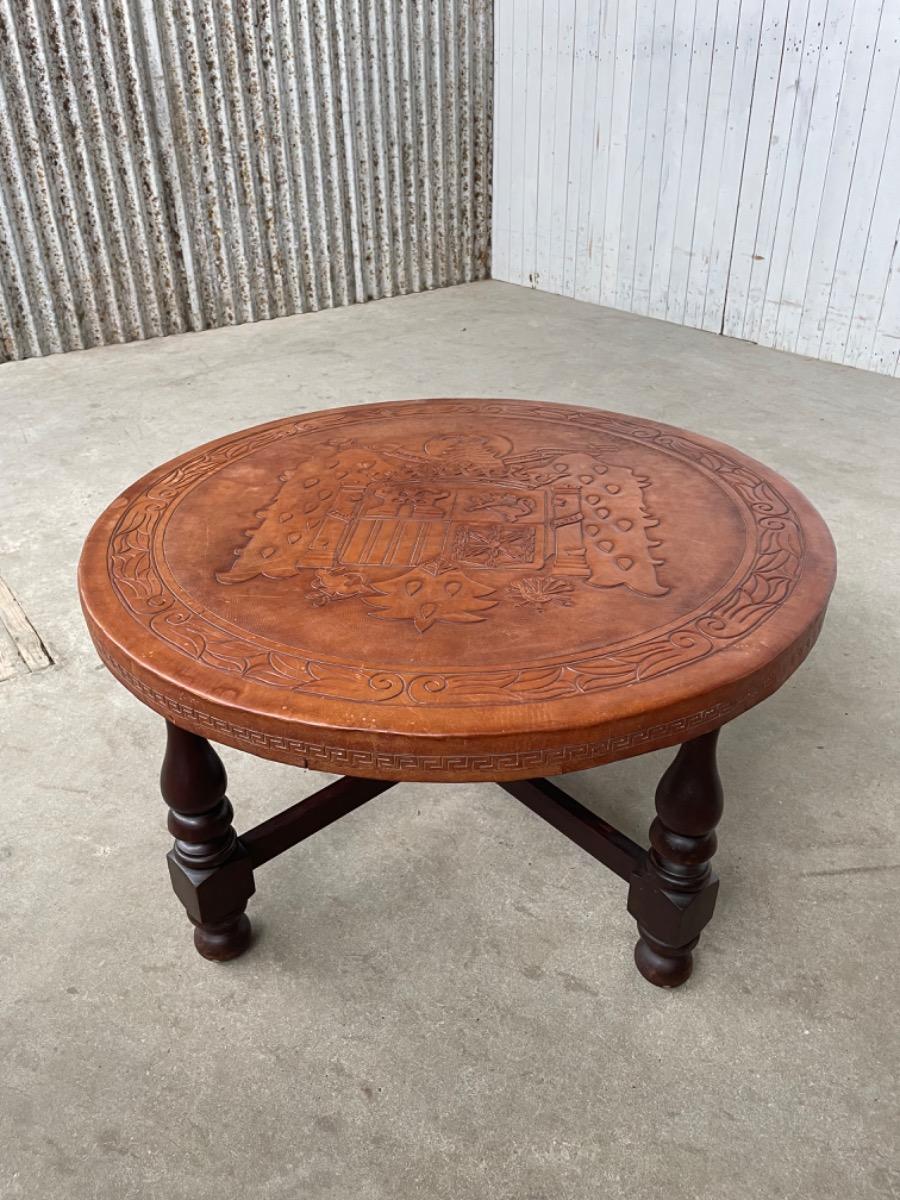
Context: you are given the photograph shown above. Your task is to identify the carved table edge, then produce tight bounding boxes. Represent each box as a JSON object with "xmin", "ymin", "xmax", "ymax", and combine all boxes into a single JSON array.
[{"xmin": 92, "ymin": 614, "xmax": 824, "ymax": 781}]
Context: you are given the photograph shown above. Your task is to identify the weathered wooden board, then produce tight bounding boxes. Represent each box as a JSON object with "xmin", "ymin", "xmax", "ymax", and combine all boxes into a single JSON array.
[
  {"xmin": 0, "ymin": 577, "xmax": 52, "ymax": 678},
  {"xmin": 493, "ymin": 0, "xmax": 900, "ymax": 376}
]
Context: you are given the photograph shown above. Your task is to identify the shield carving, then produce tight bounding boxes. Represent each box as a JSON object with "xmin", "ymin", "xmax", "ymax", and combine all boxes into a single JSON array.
[{"xmin": 337, "ymin": 482, "xmax": 547, "ymax": 572}]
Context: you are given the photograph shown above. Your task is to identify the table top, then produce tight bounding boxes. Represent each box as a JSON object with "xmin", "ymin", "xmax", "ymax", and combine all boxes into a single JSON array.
[{"xmin": 78, "ymin": 399, "xmax": 836, "ymax": 781}]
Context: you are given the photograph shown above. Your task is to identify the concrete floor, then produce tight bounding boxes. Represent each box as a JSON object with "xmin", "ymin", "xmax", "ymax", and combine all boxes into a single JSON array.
[{"xmin": 1, "ymin": 281, "xmax": 898, "ymax": 1199}]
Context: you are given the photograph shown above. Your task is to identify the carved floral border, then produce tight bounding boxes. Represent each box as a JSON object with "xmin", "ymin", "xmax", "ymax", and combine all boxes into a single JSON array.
[
  {"xmin": 106, "ymin": 402, "xmax": 806, "ymax": 707},
  {"xmin": 96, "ymin": 630, "xmax": 818, "ymax": 774}
]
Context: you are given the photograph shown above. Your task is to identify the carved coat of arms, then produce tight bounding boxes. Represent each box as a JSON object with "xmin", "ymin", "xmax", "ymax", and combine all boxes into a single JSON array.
[{"xmin": 217, "ymin": 434, "xmax": 668, "ymax": 632}]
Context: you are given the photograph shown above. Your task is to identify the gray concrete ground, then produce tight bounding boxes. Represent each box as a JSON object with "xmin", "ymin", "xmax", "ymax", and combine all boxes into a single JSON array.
[{"xmin": 1, "ymin": 281, "xmax": 898, "ymax": 1200}]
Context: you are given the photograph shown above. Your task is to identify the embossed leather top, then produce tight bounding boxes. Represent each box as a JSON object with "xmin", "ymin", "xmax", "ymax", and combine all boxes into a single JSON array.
[{"xmin": 78, "ymin": 399, "xmax": 836, "ymax": 781}]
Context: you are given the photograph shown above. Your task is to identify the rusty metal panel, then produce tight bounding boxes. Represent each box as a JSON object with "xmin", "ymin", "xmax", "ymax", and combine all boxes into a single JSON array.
[{"xmin": 0, "ymin": 0, "xmax": 492, "ymax": 361}]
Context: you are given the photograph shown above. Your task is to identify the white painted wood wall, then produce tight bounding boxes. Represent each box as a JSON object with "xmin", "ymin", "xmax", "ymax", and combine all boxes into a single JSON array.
[{"xmin": 492, "ymin": 0, "xmax": 900, "ymax": 376}]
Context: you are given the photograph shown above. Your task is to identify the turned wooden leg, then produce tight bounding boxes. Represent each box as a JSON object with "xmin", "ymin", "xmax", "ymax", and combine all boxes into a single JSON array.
[
  {"xmin": 160, "ymin": 720, "xmax": 255, "ymax": 961},
  {"xmin": 627, "ymin": 729, "xmax": 724, "ymax": 988}
]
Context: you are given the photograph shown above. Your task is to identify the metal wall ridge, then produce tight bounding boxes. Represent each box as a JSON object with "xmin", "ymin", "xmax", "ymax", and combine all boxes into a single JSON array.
[{"xmin": 0, "ymin": 0, "xmax": 492, "ymax": 362}]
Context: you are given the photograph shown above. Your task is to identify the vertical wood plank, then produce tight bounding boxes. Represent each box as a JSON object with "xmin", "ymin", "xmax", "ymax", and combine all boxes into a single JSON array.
[
  {"xmin": 700, "ymin": 1, "xmax": 766, "ymax": 333},
  {"xmin": 869, "ymin": 203, "xmax": 900, "ymax": 374},
  {"xmin": 666, "ymin": 0, "xmax": 718, "ymax": 325},
  {"xmin": 771, "ymin": 0, "xmax": 856, "ymax": 353},
  {"xmin": 631, "ymin": 0, "xmax": 678, "ymax": 316},
  {"xmin": 600, "ymin": 0, "xmax": 637, "ymax": 307},
  {"xmin": 793, "ymin": 2, "xmax": 882, "ymax": 358},
  {"xmin": 820, "ymin": 6, "xmax": 900, "ymax": 366},
  {"xmin": 545, "ymin": 1, "xmax": 577, "ymax": 296},
  {"xmin": 616, "ymin": 0, "xmax": 658, "ymax": 312},
  {"xmin": 491, "ymin": 0, "xmax": 900, "ymax": 375},
  {"xmin": 648, "ymin": 0, "xmax": 697, "ymax": 320},
  {"xmin": 565, "ymin": 0, "xmax": 600, "ymax": 296},
  {"xmin": 722, "ymin": 0, "xmax": 789, "ymax": 340},
  {"xmin": 682, "ymin": 0, "xmax": 742, "ymax": 330},
  {"xmin": 491, "ymin": 0, "xmax": 513, "ymax": 283},
  {"xmin": 520, "ymin": 0, "xmax": 544, "ymax": 288},
  {"xmin": 578, "ymin": 0, "xmax": 619, "ymax": 303},
  {"xmin": 751, "ymin": 0, "xmax": 830, "ymax": 347}
]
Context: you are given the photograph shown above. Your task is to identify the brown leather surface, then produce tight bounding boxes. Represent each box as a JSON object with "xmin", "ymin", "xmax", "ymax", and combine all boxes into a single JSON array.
[{"xmin": 78, "ymin": 399, "xmax": 836, "ymax": 780}]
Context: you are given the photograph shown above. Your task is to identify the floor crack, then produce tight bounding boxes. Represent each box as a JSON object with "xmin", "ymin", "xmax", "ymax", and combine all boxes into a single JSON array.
[{"xmin": 800, "ymin": 863, "xmax": 900, "ymax": 879}]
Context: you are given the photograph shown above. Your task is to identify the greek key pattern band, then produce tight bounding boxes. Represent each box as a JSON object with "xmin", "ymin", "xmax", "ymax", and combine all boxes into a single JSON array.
[{"xmin": 97, "ymin": 644, "xmax": 762, "ymax": 774}]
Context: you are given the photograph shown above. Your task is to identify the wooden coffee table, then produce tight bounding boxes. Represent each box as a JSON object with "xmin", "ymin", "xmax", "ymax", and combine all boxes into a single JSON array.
[{"xmin": 78, "ymin": 399, "xmax": 835, "ymax": 987}]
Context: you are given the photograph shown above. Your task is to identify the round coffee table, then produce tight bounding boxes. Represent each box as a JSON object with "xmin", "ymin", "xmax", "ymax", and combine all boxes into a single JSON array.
[{"xmin": 78, "ymin": 399, "xmax": 835, "ymax": 986}]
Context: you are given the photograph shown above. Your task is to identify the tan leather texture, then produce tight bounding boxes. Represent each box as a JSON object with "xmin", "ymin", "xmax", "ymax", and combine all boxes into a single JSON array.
[{"xmin": 78, "ymin": 399, "xmax": 836, "ymax": 780}]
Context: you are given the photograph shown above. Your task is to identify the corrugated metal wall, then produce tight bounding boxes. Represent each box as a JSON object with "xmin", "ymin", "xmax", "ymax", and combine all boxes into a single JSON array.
[
  {"xmin": 0, "ymin": 0, "xmax": 492, "ymax": 362},
  {"xmin": 493, "ymin": 0, "xmax": 900, "ymax": 377}
]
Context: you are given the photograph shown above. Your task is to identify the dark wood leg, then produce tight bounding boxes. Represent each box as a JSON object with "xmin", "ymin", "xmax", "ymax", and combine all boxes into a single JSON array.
[
  {"xmin": 160, "ymin": 720, "xmax": 255, "ymax": 961},
  {"xmin": 153, "ymin": 721, "xmax": 725, "ymax": 984},
  {"xmin": 627, "ymin": 729, "xmax": 724, "ymax": 988}
]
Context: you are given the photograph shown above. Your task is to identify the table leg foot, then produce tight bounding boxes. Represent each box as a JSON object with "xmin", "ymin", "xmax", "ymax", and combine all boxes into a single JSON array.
[
  {"xmin": 634, "ymin": 929, "xmax": 697, "ymax": 988},
  {"xmin": 627, "ymin": 729, "xmax": 724, "ymax": 988},
  {"xmin": 160, "ymin": 720, "xmax": 256, "ymax": 961},
  {"xmin": 192, "ymin": 912, "xmax": 253, "ymax": 962}
]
